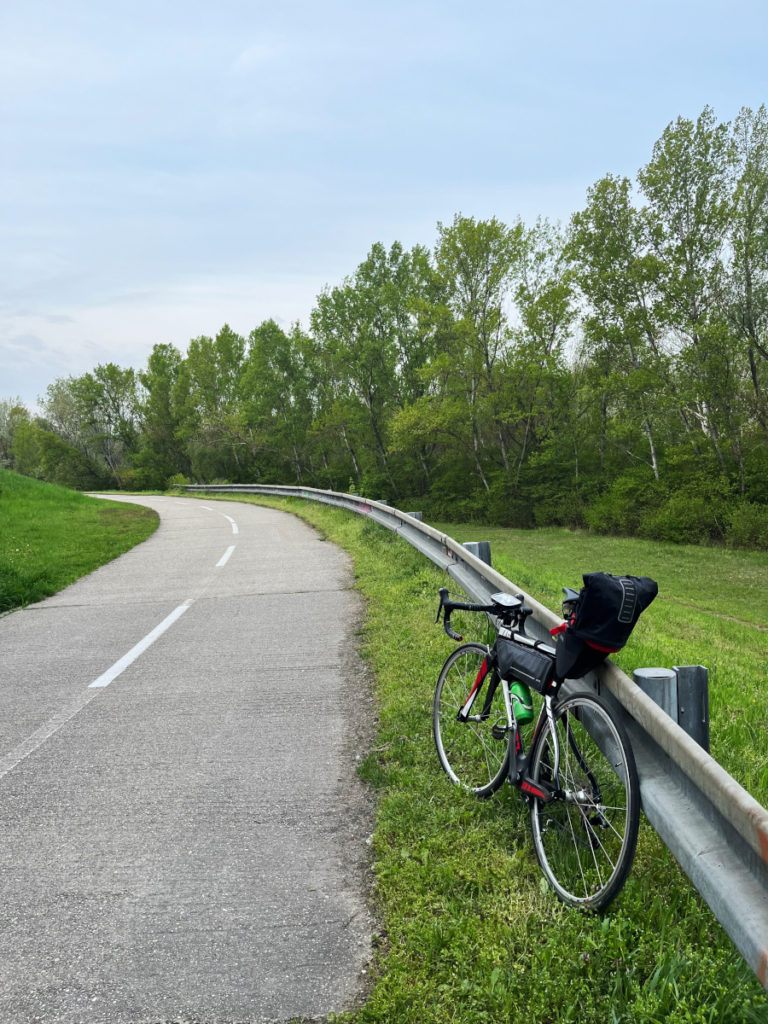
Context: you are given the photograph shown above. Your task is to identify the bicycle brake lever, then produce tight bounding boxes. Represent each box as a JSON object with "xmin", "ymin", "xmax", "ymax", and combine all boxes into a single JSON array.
[
  {"xmin": 436, "ymin": 589, "xmax": 463, "ymax": 641},
  {"xmin": 436, "ymin": 587, "xmax": 449, "ymax": 624}
]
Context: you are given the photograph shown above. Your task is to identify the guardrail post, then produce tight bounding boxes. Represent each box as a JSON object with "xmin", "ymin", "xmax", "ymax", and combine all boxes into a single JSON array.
[
  {"xmin": 634, "ymin": 667, "xmax": 678, "ymax": 720},
  {"xmin": 462, "ymin": 541, "xmax": 492, "ymax": 566},
  {"xmin": 634, "ymin": 666, "xmax": 710, "ymax": 752},
  {"xmin": 674, "ymin": 665, "xmax": 710, "ymax": 752},
  {"xmin": 406, "ymin": 511, "xmax": 423, "ymax": 521}
]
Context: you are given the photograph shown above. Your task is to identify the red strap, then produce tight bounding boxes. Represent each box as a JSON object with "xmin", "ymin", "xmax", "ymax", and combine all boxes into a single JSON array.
[
  {"xmin": 584, "ymin": 639, "xmax": 621, "ymax": 653},
  {"xmin": 549, "ymin": 622, "xmax": 621, "ymax": 654}
]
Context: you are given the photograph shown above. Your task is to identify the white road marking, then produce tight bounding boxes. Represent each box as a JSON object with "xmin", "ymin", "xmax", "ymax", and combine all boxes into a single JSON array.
[
  {"xmin": 216, "ymin": 545, "xmax": 236, "ymax": 567},
  {"xmin": 0, "ymin": 600, "xmax": 194, "ymax": 777},
  {"xmin": 1, "ymin": 500, "xmax": 239, "ymax": 779},
  {"xmin": 0, "ymin": 689, "xmax": 98, "ymax": 780},
  {"xmin": 89, "ymin": 600, "xmax": 193, "ymax": 688}
]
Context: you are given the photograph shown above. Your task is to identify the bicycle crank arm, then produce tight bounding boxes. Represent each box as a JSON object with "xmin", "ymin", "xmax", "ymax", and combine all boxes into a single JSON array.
[{"xmin": 519, "ymin": 776, "xmax": 562, "ymax": 804}]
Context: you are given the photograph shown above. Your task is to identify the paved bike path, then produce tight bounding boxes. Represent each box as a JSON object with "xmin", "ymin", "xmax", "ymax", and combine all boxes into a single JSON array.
[{"xmin": 0, "ymin": 496, "xmax": 374, "ymax": 1024}]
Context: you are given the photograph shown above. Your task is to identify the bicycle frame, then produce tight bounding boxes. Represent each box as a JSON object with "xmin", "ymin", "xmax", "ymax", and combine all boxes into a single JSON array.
[{"xmin": 461, "ymin": 654, "xmax": 563, "ymax": 805}]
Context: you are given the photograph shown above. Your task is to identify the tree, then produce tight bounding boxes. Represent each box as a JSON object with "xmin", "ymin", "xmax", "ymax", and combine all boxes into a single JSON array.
[
  {"xmin": 0, "ymin": 399, "xmax": 29, "ymax": 470},
  {"xmin": 570, "ymin": 175, "xmax": 668, "ymax": 481},
  {"xmin": 134, "ymin": 343, "xmax": 189, "ymax": 488},
  {"xmin": 175, "ymin": 325, "xmax": 247, "ymax": 481},
  {"xmin": 432, "ymin": 214, "xmax": 525, "ymax": 489},
  {"xmin": 43, "ymin": 365, "xmax": 140, "ymax": 486},
  {"xmin": 239, "ymin": 321, "xmax": 316, "ymax": 483},
  {"xmin": 638, "ymin": 107, "xmax": 742, "ymax": 484},
  {"xmin": 311, "ymin": 241, "xmax": 439, "ymax": 496},
  {"xmin": 728, "ymin": 105, "xmax": 768, "ymax": 434},
  {"xmin": 504, "ymin": 218, "xmax": 575, "ymax": 484}
]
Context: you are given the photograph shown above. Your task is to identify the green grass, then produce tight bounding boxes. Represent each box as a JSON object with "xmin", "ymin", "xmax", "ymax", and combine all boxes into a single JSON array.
[
  {"xmin": 190, "ymin": 494, "xmax": 768, "ymax": 1024},
  {"xmin": 0, "ymin": 470, "xmax": 159, "ymax": 612}
]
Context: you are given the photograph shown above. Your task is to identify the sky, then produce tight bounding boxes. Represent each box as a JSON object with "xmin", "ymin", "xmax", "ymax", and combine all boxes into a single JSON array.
[{"xmin": 2, "ymin": 0, "xmax": 767, "ymax": 411}]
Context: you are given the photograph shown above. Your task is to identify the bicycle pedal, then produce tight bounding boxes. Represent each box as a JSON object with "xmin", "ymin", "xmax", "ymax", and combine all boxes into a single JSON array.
[{"xmin": 491, "ymin": 724, "xmax": 508, "ymax": 740}]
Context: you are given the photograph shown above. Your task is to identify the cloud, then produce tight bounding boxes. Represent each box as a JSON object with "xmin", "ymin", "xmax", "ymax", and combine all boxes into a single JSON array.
[{"xmin": 0, "ymin": 272, "xmax": 327, "ymax": 410}]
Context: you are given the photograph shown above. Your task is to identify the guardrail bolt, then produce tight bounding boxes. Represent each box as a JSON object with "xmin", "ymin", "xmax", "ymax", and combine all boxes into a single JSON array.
[
  {"xmin": 634, "ymin": 665, "xmax": 710, "ymax": 752},
  {"xmin": 462, "ymin": 541, "xmax": 492, "ymax": 566}
]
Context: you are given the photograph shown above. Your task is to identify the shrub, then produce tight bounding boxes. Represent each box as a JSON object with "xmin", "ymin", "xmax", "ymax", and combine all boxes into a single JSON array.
[
  {"xmin": 639, "ymin": 477, "xmax": 734, "ymax": 544},
  {"xmin": 726, "ymin": 502, "xmax": 768, "ymax": 550},
  {"xmin": 585, "ymin": 472, "xmax": 665, "ymax": 536},
  {"xmin": 166, "ymin": 473, "xmax": 191, "ymax": 490}
]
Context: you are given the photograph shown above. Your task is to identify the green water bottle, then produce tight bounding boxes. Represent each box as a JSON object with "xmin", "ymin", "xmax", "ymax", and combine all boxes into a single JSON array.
[{"xmin": 510, "ymin": 681, "xmax": 533, "ymax": 724}]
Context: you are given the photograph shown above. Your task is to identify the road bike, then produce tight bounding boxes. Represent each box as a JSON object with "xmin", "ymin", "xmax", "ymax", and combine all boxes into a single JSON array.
[{"xmin": 433, "ymin": 587, "xmax": 640, "ymax": 912}]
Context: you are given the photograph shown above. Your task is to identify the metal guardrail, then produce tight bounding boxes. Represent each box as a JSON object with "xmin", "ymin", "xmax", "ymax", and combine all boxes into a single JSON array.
[{"xmin": 187, "ymin": 483, "xmax": 768, "ymax": 987}]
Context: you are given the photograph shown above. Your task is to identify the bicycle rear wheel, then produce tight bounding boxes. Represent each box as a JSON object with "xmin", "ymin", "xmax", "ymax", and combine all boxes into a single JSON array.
[
  {"xmin": 433, "ymin": 642, "xmax": 511, "ymax": 797},
  {"xmin": 529, "ymin": 690, "xmax": 639, "ymax": 911}
]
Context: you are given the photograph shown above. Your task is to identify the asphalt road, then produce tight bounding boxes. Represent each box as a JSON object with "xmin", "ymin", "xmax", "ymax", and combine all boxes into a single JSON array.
[{"xmin": 0, "ymin": 495, "xmax": 375, "ymax": 1024}]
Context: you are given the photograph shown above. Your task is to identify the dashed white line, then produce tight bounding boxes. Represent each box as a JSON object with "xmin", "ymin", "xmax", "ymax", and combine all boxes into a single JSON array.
[
  {"xmin": 0, "ymin": 689, "xmax": 98, "ymax": 780},
  {"xmin": 216, "ymin": 545, "xmax": 236, "ymax": 567},
  {"xmin": 89, "ymin": 600, "xmax": 193, "ymax": 688},
  {"xmin": 0, "ymin": 600, "xmax": 195, "ymax": 777},
  {"xmin": 222, "ymin": 514, "xmax": 238, "ymax": 535}
]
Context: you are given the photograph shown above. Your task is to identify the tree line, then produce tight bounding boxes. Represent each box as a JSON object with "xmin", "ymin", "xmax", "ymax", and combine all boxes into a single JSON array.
[{"xmin": 2, "ymin": 106, "xmax": 767, "ymax": 548}]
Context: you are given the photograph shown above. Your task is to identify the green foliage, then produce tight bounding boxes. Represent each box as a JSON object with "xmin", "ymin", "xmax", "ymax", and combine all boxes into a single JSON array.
[
  {"xmin": 585, "ymin": 471, "xmax": 666, "ymax": 536},
  {"xmin": 3, "ymin": 104, "xmax": 768, "ymax": 550},
  {"xmin": 641, "ymin": 478, "xmax": 734, "ymax": 544},
  {"xmin": 166, "ymin": 472, "xmax": 192, "ymax": 490},
  {"xmin": 726, "ymin": 501, "xmax": 768, "ymax": 549}
]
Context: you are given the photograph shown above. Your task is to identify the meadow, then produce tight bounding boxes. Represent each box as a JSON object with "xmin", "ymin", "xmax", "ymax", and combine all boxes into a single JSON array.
[{"xmin": 0, "ymin": 470, "xmax": 158, "ymax": 612}]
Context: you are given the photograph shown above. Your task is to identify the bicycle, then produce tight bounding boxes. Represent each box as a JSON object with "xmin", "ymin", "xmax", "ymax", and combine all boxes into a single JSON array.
[{"xmin": 432, "ymin": 586, "xmax": 640, "ymax": 912}]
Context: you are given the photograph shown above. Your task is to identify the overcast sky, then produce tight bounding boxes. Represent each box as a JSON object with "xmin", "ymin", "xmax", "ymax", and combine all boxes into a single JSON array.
[{"xmin": 2, "ymin": 0, "xmax": 767, "ymax": 410}]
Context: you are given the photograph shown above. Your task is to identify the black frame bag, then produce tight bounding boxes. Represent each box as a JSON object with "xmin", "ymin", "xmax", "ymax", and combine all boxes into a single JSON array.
[{"xmin": 496, "ymin": 637, "xmax": 556, "ymax": 695}]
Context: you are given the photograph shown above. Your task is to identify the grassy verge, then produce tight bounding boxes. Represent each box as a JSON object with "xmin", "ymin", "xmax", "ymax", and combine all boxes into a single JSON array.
[
  {"xmin": 193, "ymin": 493, "xmax": 767, "ymax": 1024},
  {"xmin": 0, "ymin": 470, "xmax": 158, "ymax": 612}
]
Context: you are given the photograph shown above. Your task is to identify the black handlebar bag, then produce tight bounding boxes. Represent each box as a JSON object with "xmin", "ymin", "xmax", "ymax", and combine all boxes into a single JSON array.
[{"xmin": 555, "ymin": 572, "xmax": 658, "ymax": 682}]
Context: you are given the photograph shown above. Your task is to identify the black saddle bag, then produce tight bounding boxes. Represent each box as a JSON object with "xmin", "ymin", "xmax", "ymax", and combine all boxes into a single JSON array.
[
  {"xmin": 569, "ymin": 572, "xmax": 658, "ymax": 651},
  {"xmin": 555, "ymin": 572, "xmax": 658, "ymax": 682}
]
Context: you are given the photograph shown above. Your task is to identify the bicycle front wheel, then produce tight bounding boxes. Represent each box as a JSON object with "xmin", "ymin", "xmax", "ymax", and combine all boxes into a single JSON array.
[
  {"xmin": 529, "ymin": 690, "xmax": 639, "ymax": 911},
  {"xmin": 433, "ymin": 642, "xmax": 511, "ymax": 797}
]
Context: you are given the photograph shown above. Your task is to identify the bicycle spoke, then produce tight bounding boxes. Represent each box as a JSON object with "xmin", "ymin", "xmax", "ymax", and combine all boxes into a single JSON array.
[
  {"xmin": 529, "ymin": 692, "xmax": 639, "ymax": 911},
  {"xmin": 433, "ymin": 643, "xmax": 511, "ymax": 797}
]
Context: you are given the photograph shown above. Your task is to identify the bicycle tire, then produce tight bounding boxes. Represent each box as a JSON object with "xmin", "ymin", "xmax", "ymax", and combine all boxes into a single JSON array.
[
  {"xmin": 529, "ymin": 690, "xmax": 640, "ymax": 911},
  {"xmin": 433, "ymin": 642, "xmax": 511, "ymax": 797}
]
